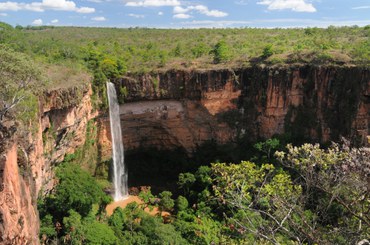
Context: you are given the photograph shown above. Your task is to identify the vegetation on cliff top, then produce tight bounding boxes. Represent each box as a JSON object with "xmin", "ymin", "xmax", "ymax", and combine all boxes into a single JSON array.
[
  {"xmin": 1, "ymin": 22, "xmax": 369, "ymax": 109},
  {"xmin": 1, "ymin": 23, "xmax": 369, "ymax": 74}
]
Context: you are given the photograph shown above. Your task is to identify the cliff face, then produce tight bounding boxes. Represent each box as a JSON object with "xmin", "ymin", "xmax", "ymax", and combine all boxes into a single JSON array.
[
  {"xmin": 0, "ymin": 83, "xmax": 96, "ymax": 244},
  {"xmin": 35, "ymin": 84, "xmax": 97, "ymax": 194},
  {"xmin": 98, "ymin": 66, "xmax": 369, "ymax": 155},
  {"xmin": 0, "ymin": 65, "xmax": 368, "ymax": 244}
]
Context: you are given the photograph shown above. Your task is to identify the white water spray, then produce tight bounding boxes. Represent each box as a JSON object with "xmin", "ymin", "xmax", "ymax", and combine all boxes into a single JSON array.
[{"xmin": 107, "ymin": 82, "xmax": 128, "ymax": 201}]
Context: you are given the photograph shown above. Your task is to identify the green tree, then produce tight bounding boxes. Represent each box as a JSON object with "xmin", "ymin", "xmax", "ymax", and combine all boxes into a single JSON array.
[
  {"xmin": 211, "ymin": 40, "xmax": 231, "ymax": 63},
  {"xmin": 176, "ymin": 196, "xmax": 189, "ymax": 212},
  {"xmin": 212, "ymin": 161, "xmax": 304, "ymax": 244},
  {"xmin": 159, "ymin": 191, "xmax": 175, "ymax": 213},
  {"xmin": 0, "ymin": 45, "xmax": 41, "ymax": 123},
  {"xmin": 178, "ymin": 173, "xmax": 196, "ymax": 196},
  {"xmin": 83, "ymin": 221, "xmax": 117, "ymax": 245},
  {"xmin": 262, "ymin": 44, "xmax": 274, "ymax": 58},
  {"xmin": 275, "ymin": 142, "xmax": 370, "ymax": 244},
  {"xmin": 39, "ymin": 215, "xmax": 57, "ymax": 243},
  {"xmin": 191, "ymin": 42, "xmax": 210, "ymax": 58},
  {"xmin": 254, "ymin": 138, "xmax": 280, "ymax": 159},
  {"xmin": 49, "ymin": 163, "xmax": 107, "ymax": 217}
]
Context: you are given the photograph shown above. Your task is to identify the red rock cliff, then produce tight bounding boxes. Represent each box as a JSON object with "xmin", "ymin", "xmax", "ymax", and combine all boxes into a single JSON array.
[
  {"xmin": 0, "ymin": 82, "xmax": 96, "ymax": 244},
  {"xmin": 98, "ymin": 65, "xmax": 369, "ymax": 155}
]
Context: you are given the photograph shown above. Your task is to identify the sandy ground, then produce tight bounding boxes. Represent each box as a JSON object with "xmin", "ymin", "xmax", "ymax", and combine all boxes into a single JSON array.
[{"xmin": 105, "ymin": 196, "xmax": 170, "ymax": 217}]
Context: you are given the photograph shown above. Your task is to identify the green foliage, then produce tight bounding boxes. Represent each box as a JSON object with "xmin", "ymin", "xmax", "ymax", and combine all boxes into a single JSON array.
[
  {"xmin": 212, "ymin": 161, "xmax": 303, "ymax": 243},
  {"xmin": 159, "ymin": 191, "xmax": 175, "ymax": 212},
  {"xmin": 0, "ymin": 45, "xmax": 41, "ymax": 124},
  {"xmin": 39, "ymin": 215, "xmax": 57, "ymax": 242},
  {"xmin": 211, "ymin": 40, "xmax": 231, "ymax": 63},
  {"xmin": 262, "ymin": 44, "xmax": 274, "ymax": 58},
  {"xmin": 49, "ymin": 162, "xmax": 107, "ymax": 217},
  {"xmin": 176, "ymin": 196, "xmax": 189, "ymax": 212},
  {"xmin": 191, "ymin": 42, "xmax": 210, "ymax": 58},
  {"xmin": 62, "ymin": 209, "xmax": 117, "ymax": 245},
  {"xmin": 83, "ymin": 221, "xmax": 117, "ymax": 245},
  {"xmin": 178, "ymin": 173, "xmax": 196, "ymax": 196},
  {"xmin": 275, "ymin": 143, "xmax": 370, "ymax": 243},
  {"xmin": 254, "ymin": 138, "xmax": 280, "ymax": 159},
  {"xmin": 0, "ymin": 25, "xmax": 368, "ymax": 76}
]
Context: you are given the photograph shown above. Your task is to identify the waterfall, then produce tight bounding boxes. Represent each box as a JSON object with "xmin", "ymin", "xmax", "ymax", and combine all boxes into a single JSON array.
[{"xmin": 107, "ymin": 82, "xmax": 128, "ymax": 201}]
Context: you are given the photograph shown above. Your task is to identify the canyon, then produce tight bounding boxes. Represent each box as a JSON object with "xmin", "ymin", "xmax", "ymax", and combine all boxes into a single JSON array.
[{"xmin": 0, "ymin": 65, "xmax": 369, "ymax": 244}]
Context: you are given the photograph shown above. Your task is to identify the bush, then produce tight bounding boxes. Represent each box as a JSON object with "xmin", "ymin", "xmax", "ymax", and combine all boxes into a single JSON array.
[
  {"xmin": 262, "ymin": 44, "xmax": 274, "ymax": 58},
  {"xmin": 48, "ymin": 163, "xmax": 107, "ymax": 217},
  {"xmin": 211, "ymin": 40, "xmax": 231, "ymax": 63}
]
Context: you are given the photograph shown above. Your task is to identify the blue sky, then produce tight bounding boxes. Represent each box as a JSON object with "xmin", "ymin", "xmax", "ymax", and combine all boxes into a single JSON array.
[{"xmin": 0, "ymin": 0, "xmax": 369, "ymax": 28}]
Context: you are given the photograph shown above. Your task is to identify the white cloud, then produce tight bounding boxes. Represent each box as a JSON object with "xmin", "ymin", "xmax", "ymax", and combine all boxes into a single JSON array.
[
  {"xmin": 173, "ymin": 5, "xmax": 228, "ymax": 18},
  {"xmin": 192, "ymin": 5, "xmax": 228, "ymax": 17},
  {"xmin": 0, "ymin": 13, "xmax": 8, "ymax": 16},
  {"xmin": 0, "ymin": 2, "xmax": 22, "ymax": 11},
  {"xmin": 76, "ymin": 7, "xmax": 95, "ymax": 13},
  {"xmin": 0, "ymin": 0, "xmax": 95, "ymax": 13},
  {"xmin": 126, "ymin": 0, "xmax": 180, "ymax": 7},
  {"xmin": 257, "ymin": 0, "xmax": 316, "ymax": 12},
  {"xmin": 173, "ymin": 6, "xmax": 188, "ymax": 14},
  {"xmin": 32, "ymin": 18, "xmax": 43, "ymax": 25},
  {"xmin": 128, "ymin": 13, "xmax": 145, "ymax": 18},
  {"xmin": 352, "ymin": 6, "xmax": 370, "ymax": 10},
  {"xmin": 51, "ymin": 19, "xmax": 58, "ymax": 23},
  {"xmin": 158, "ymin": 11, "xmax": 163, "ymax": 15},
  {"xmin": 173, "ymin": 13, "xmax": 191, "ymax": 19},
  {"xmin": 91, "ymin": 16, "xmax": 106, "ymax": 21}
]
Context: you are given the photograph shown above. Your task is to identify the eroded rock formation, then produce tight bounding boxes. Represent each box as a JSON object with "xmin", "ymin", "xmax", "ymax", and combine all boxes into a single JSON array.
[
  {"xmin": 0, "ymin": 83, "xmax": 96, "ymax": 244},
  {"xmin": 98, "ymin": 65, "xmax": 369, "ymax": 155},
  {"xmin": 0, "ymin": 65, "xmax": 368, "ymax": 244}
]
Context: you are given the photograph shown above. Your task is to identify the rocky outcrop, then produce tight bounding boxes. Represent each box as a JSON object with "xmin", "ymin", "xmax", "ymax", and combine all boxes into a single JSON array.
[
  {"xmin": 33, "ymin": 83, "xmax": 97, "ymax": 194},
  {"xmin": 0, "ymin": 65, "xmax": 368, "ymax": 244},
  {"xmin": 0, "ymin": 121, "xmax": 39, "ymax": 244},
  {"xmin": 0, "ymin": 82, "xmax": 96, "ymax": 244},
  {"xmin": 99, "ymin": 65, "xmax": 369, "ymax": 155}
]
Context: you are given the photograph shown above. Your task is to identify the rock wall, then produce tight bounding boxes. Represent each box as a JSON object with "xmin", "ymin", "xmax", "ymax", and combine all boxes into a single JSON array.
[
  {"xmin": 0, "ymin": 82, "xmax": 96, "ymax": 244},
  {"xmin": 99, "ymin": 65, "xmax": 369, "ymax": 155},
  {"xmin": 35, "ymin": 84, "xmax": 97, "ymax": 194},
  {"xmin": 0, "ymin": 65, "xmax": 368, "ymax": 244},
  {"xmin": 0, "ymin": 142, "xmax": 39, "ymax": 244}
]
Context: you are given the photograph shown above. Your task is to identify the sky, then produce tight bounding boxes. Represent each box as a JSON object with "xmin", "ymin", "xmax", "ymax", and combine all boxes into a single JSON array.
[{"xmin": 0, "ymin": 0, "xmax": 369, "ymax": 28}]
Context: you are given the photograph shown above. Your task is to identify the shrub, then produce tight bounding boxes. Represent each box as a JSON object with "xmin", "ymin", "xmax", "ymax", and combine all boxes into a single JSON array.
[
  {"xmin": 211, "ymin": 40, "xmax": 231, "ymax": 63},
  {"xmin": 262, "ymin": 44, "xmax": 274, "ymax": 58}
]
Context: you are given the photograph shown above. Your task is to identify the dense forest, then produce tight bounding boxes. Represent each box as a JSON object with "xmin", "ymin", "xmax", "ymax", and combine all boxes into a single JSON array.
[{"xmin": 0, "ymin": 22, "xmax": 369, "ymax": 244}]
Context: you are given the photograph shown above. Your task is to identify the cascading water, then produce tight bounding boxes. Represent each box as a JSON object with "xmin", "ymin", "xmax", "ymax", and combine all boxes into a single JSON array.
[{"xmin": 107, "ymin": 82, "xmax": 128, "ymax": 201}]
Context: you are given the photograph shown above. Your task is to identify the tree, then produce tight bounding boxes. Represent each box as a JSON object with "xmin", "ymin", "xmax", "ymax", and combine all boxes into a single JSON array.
[
  {"xmin": 211, "ymin": 40, "xmax": 231, "ymax": 63},
  {"xmin": 39, "ymin": 215, "xmax": 57, "ymax": 244},
  {"xmin": 262, "ymin": 44, "xmax": 274, "ymax": 58},
  {"xmin": 275, "ymin": 142, "xmax": 370, "ymax": 244},
  {"xmin": 178, "ymin": 173, "xmax": 196, "ymax": 196},
  {"xmin": 0, "ymin": 45, "xmax": 41, "ymax": 122},
  {"xmin": 212, "ymin": 161, "xmax": 305, "ymax": 244},
  {"xmin": 49, "ymin": 163, "xmax": 106, "ymax": 217},
  {"xmin": 254, "ymin": 138, "xmax": 280, "ymax": 159},
  {"xmin": 176, "ymin": 196, "xmax": 189, "ymax": 212},
  {"xmin": 159, "ymin": 191, "xmax": 175, "ymax": 213}
]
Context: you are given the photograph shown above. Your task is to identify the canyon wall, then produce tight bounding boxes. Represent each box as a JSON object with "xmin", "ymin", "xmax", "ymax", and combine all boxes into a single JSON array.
[
  {"xmin": 0, "ymin": 82, "xmax": 95, "ymax": 244},
  {"xmin": 98, "ymin": 65, "xmax": 369, "ymax": 155},
  {"xmin": 0, "ymin": 65, "xmax": 368, "ymax": 244}
]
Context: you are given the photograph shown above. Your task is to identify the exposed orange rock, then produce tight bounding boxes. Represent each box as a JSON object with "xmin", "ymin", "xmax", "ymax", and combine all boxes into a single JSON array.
[
  {"xmin": 106, "ymin": 196, "xmax": 170, "ymax": 218},
  {"xmin": 0, "ymin": 143, "xmax": 39, "ymax": 244},
  {"xmin": 0, "ymin": 65, "xmax": 368, "ymax": 245}
]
